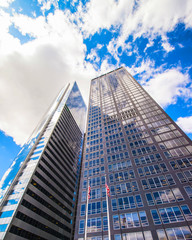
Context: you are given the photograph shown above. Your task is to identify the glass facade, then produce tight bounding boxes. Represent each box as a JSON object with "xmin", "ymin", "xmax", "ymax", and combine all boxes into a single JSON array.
[
  {"xmin": 0, "ymin": 82, "xmax": 86, "ymax": 240},
  {"xmin": 74, "ymin": 67, "xmax": 192, "ymax": 240}
]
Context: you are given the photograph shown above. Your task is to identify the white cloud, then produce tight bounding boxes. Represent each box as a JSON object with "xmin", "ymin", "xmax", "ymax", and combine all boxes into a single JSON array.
[
  {"xmin": 0, "ymin": 9, "xmax": 97, "ymax": 145},
  {"xmin": 78, "ymin": 0, "xmax": 133, "ymax": 36},
  {"xmin": 176, "ymin": 116, "xmax": 192, "ymax": 134},
  {"xmin": 0, "ymin": 0, "xmax": 14, "ymax": 8},
  {"xmin": 161, "ymin": 36, "xmax": 174, "ymax": 53},
  {"xmin": 82, "ymin": 0, "xmax": 192, "ymax": 61},
  {"xmin": 37, "ymin": 0, "xmax": 59, "ymax": 13},
  {"xmin": 142, "ymin": 68, "xmax": 191, "ymax": 108}
]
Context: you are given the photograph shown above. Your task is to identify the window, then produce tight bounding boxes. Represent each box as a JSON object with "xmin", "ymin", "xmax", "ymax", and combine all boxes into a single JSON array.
[
  {"xmin": 112, "ymin": 194, "xmax": 143, "ymax": 211},
  {"xmin": 146, "ymin": 188, "xmax": 184, "ymax": 206},
  {"xmin": 3, "ymin": 198, "xmax": 19, "ymax": 206},
  {"xmin": 184, "ymin": 185, "xmax": 192, "ymax": 199},
  {"xmin": 113, "ymin": 215, "xmax": 120, "ymax": 230},
  {"xmin": 0, "ymin": 210, "xmax": 14, "ymax": 218},
  {"xmin": 151, "ymin": 205, "xmax": 191, "ymax": 225},
  {"xmin": 157, "ymin": 226, "xmax": 192, "ymax": 240},
  {"xmin": 134, "ymin": 153, "xmax": 162, "ymax": 166},
  {"xmin": 103, "ymin": 217, "xmax": 108, "ymax": 231},
  {"xmin": 108, "ymin": 160, "xmax": 132, "ymax": 172},
  {"xmin": 170, "ymin": 157, "xmax": 192, "ymax": 170},
  {"xmin": 137, "ymin": 163, "xmax": 168, "ymax": 177},
  {"xmin": 107, "ymin": 152, "xmax": 129, "ymax": 162},
  {"xmin": 0, "ymin": 224, "xmax": 8, "ymax": 232},
  {"xmin": 119, "ymin": 211, "xmax": 148, "ymax": 229},
  {"xmin": 110, "ymin": 181, "xmax": 139, "ymax": 195},
  {"xmin": 109, "ymin": 170, "xmax": 135, "ymax": 183},
  {"xmin": 141, "ymin": 175, "xmax": 175, "ymax": 190},
  {"xmin": 84, "ymin": 202, "xmax": 103, "ymax": 215},
  {"xmin": 87, "ymin": 217, "xmax": 102, "ymax": 233},
  {"xmin": 121, "ymin": 231, "xmax": 152, "ymax": 240},
  {"xmin": 177, "ymin": 171, "xmax": 192, "ymax": 183},
  {"xmin": 132, "ymin": 146, "xmax": 157, "ymax": 157}
]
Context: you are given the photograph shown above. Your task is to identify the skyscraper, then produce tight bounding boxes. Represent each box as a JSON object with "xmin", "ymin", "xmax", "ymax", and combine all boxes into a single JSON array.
[
  {"xmin": 74, "ymin": 67, "xmax": 192, "ymax": 240},
  {"xmin": 0, "ymin": 82, "xmax": 86, "ymax": 240}
]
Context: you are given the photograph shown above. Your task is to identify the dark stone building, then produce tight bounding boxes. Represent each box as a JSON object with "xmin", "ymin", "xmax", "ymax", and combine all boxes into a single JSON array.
[{"xmin": 74, "ymin": 67, "xmax": 192, "ymax": 240}]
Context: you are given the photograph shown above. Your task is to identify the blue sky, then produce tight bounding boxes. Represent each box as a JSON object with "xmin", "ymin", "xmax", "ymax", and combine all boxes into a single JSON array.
[{"xmin": 0, "ymin": 0, "xmax": 192, "ymax": 181}]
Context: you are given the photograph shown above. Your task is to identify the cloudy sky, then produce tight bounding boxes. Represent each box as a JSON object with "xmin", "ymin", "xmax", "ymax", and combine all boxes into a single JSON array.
[{"xmin": 0, "ymin": 0, "xmax": 192, "ymax": 179}]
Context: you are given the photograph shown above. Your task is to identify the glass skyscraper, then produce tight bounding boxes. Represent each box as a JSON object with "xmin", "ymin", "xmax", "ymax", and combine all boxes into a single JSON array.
[
  {"xmin": 74, "ymin": 67, "xmax": 192, "ymax": 240},
  {"xmin": 0, "ymin": 82, "xmax": 86, "ymax": 240}
]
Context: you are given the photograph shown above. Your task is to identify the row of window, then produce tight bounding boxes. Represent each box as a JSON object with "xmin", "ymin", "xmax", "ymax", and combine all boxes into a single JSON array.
[
  {"xmin": 9, "ymin": 225, "xmax": 48, "ymax": 240},
  {"xmin": 137, "ymin": 163, "xmax": 168, "ymax": 177},
  {"xmin": 114, "ymin": 231, "xmax": 152, "ymax": 240},
  {"xmin": 84, "ymin": 166, "xmax": 105, "ymax": 177},
  {"xmin": 87, "ymin": 129, "xmax": 102, "ymax": 137},
  {"xmin": 141, "ymin": 175, "xmax": 175, "ymax": 190},
  {"xmin": 108, "ymin": 160, "xmax": 132, "ymax": 172},
  {"xmin": 113, "ymin": 226, "xmax": 192, "ymax": 240},
  {"xmin": 78, "ymin": 236, "xmax": 109, "ymax": 240},
  {"xmin": 142, "ymin": 109, "xmax": 162, "ymax": 119},
  {"xmin": 104, "ymin": 122, "xmax": 121, "ymax": 131},
  {"xmin": 106, "ymin": 138, "xmax": 125, "ymax": 147},
  {"xmin": 157, "ymin": 226, "xmax": 192, "ymax": 240},
  {"xmin": 87, "ymin": 138, "xmax": 103, "ymax": 146},
  {"xmin": 109, "ymin": 170, "xmax": 135, "ymax": 183},
  {"xmin": 86, "ymin": 144, "xmax": 103, "ymax": 153},
  {"xmin": 87, "ymin": 133, "xmax": 102, "ymax": 141},
  {"xmin": 84, "ymin": 158, "xmax": 104, "ymax": 168},
  {"xmin": 85, "ymin": 151, "xmax": 103, "ymax": 160},
  {"xmin": 127, "ymin": 131, "xmax": 149, "ymax": 142},
  {"xmin": 164, "ymin": 146, "xmax": 192, "ymax": 159},
  {"xmin": 147, "ymin": 119, "xmax": 171, "ymax": 129},
  {"xmin": 139, "ymin": 105, "xmax": 159, "ymax": 115},
  {"xmin": 151, "ymin": 124, "xmax": 175, "ymax": 135},
  {"xmin": 144, "ymin": 113, "xmax": 166, "ymax": 123},
  {"xmin": 87, "ymin": 129, "xmax": 102, "ymax": 136},
  {"xmin": 176, "ymin": 170, "xmax": 192, "ymax": 183},
  {"xmin": 151, "ymin": 205, "xmax": 192, "ymax": 225},
  {"xmin": 110, "ymin": 181, "xmax": 139, "ymax": 195},
  {"xmin": 111, "ymin": 194, "xmax": 143, "ymax": 211},
  {"xmin": 107, "ymin": 144, "xmax": 127, "ymax": 154},
  {"xmin": 170, "ymin": 157, "xmax": 192, "ymax": 170},
  {"xmin": 105, "ymin": 127, "xmax": 122, "ymax": 136},
  {"xmin": 159, "ymin": 137, "xmax": 189, "ymax": 150},
  {"xmin": 145, "ymin": 188, "xmax": 184, "ymax": 206},
  {"xmin": 81, "ymin": 188, "xmax": 106, "ymax": 201},
  {"xmin": 129, "ymin": 137, "xmax": 153, "ymax": 149},
  {"xmin": 132, "ymin": 145, "xmax": 157, "ymax": 157},
  {"xmin": 124, "ymin": 121, "xmax": 143, "ymax": 131},
  {"xmin": 107, "ymin": 152, "xmax": 129, "ymax": 162},
  {"xmin": 134, "ymin": 153, "xmax": 162, "ymax": 166},
  {"xmin": 155, "ymin": 130, "xmax": 182, "ymax": 142},
  {"xmin": 105, "ymin": 132, "xmax": 123, "ymax": 141},
  {"xmin": 80, "ymin": 201, "xmax": 107, "ymax": 216},
  {"xmin": 88, "ymin": 120, "xmax": 101, "ymax": 127},
  {"xmin": 113, "ymin": 211, "xmax": 148, "ymax": 229},
  {"xmin": 83, "ymin": 177, "xmax": 105, "ymax": 188}
]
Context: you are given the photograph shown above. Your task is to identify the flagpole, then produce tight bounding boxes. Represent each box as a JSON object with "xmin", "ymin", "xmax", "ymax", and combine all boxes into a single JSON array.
[
  {"xmin": 84, "ymin": 179, "xmax": 89, "ymax": 240},
  {"xmin": 105, "ymin": 176, "xmax": 111, "ymax": 240}
]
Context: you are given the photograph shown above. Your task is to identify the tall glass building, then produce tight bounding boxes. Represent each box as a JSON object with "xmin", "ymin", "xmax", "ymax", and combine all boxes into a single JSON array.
[
  {"xmin": 0, "ymin": 82, "xmax": 86, "ymax": 240},
  {"xmin": 74, "ymin": 67, "xmax": 192, "ymax": 240}
]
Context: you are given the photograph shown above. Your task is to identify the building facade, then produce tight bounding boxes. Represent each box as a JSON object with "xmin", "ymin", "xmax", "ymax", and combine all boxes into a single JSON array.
[
  {"xmin": 74, "ymin": 67, "xmax": 192, "ymax": 240},
  {"xmin": 0, "ymin": 82, "xmax": 86, "ymax": 240}
]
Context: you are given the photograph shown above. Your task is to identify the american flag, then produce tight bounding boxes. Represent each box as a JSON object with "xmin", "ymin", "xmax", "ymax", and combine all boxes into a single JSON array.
[
  {"xmin": 88, "ymin": 185, "xmax": 91, "ymax": 200},
  {"xmin": 105, "ymin": 183, "xmax": 110, "ymax": 197}
]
